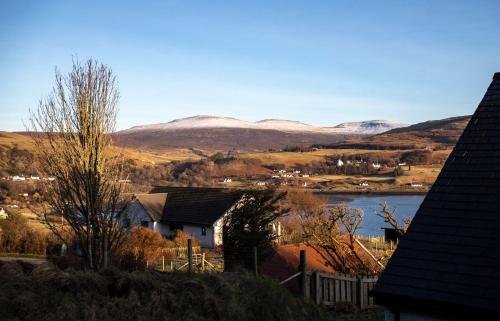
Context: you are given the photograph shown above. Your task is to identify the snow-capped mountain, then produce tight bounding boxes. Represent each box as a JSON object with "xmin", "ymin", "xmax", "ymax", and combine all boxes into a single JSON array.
[
  {"xmin": 123, "ymin": 115, "xmax": 408, "ymax": 135},
  {"xmin": 332, "ymin": 120, "xmax": 408, "ymax": 135}
]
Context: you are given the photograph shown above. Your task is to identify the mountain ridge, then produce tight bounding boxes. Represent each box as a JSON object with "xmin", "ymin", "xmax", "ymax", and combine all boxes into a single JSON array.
[{"xmin": 122, "ymin": 115, "xmax": 408, "ymax": 135}]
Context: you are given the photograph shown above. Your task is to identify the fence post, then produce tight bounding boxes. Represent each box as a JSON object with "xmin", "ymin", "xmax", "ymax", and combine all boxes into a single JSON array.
[
  {"xmin": 253, "ymin": 246, "xmax": 258, "ymax": 276},
  {"xmin": 299, "ymin": 250, "xmax": 307, "ymax": 298},
  {"xmin": 314, "ymin": 271, "xmax": 321, "ymax": 304},
  {"xmin": 162, "ymin": 256, "xmax": 165, "ymax": 272},
  {"xmin": 357, "ymin": 277, "xmax": 363, "ymax": 309},
  {"xmin": 201, "ymin": 253, "xmax": 205, "ymax": 272},
  {"xmin": 188, "ymin": 239, "xmax": 193, "ymax": 273}
]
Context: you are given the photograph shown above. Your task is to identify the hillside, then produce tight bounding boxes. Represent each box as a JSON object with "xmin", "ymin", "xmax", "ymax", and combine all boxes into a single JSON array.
[
  {"xmin": 113, "ymin": 127, "xmax": 356, "ymax": 152},
  {"xmin": 114, "ymin": 115, "xmax": 407, "ymax": 152},
  {"xmin": 1, "ymin": 265, "xmax": 374, "ymax": 321},
  {"xmin": 123, "ymin": 115, "xmax": 407, "ymax": 134},
  {"xmin": 329, "ymin": 115, "xmax": 471, "ymax": 150}
]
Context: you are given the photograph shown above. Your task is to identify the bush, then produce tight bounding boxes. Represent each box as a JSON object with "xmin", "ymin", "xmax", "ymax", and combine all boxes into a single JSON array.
[
  {"xmin": 116, "ymin": 227, "xmax": 175, "ymax": 270},
  {"xmin": 223, "ymin": 188, "xmax": 287, "ymax": 271},
  {"xmin": 0, "ymin": 266, "xmax": 338, "ymax": 321},
  {"xmin": 172, "ymin": 230, "xmax": 201, "ymax": 247},
  {"xmin": 0, "ymin": 213, "xmax": 48, "ymax": 255},
  {"xmin": 400, "ymin": 150, "xmax": 433, "ymax": 165}
]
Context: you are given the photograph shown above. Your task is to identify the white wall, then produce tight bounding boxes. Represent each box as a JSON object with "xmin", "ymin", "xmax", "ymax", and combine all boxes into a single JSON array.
[
  {"xmin": 120, "ymin": 201, "xmax": 153, "ymax": 228},
  {"xmin": 183, "ymin": 224, "xmax": 215, "ymax": 248},
  {"xmin": 213, "ymin": 217, "xmax": 224, "ymax": 247}
]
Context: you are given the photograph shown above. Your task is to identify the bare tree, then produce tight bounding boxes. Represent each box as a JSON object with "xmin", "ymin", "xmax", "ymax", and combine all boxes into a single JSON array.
[
  {"xmin": 302, "ymin": 203, "xmax": 379, "ymax": 275},
  {"xmin": 375, "ymin": 202, "xmax": 411, "ymax": 237},
  {"xmin": 286, "ymin": 189, "xmax": 380, "ymax": 275},
  {"xmin": 28, "ymin": 59, "xmax": 125, "ymax": 270}
]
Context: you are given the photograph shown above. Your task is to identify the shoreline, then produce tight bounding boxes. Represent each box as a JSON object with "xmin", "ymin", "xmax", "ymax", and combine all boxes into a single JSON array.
[{"xmin": 314, "ymin": 190, "xmax": 428, "ymax": 196}]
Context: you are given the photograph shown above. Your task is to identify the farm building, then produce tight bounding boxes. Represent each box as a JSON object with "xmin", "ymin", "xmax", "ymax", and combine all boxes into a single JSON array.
[
  {"xmin": 120, "ymin": 187, "xmax": 242, "ymax": 248},
  {"xmin": 373, "ymin": 73, "xmax": 500, "ymax": 320}
]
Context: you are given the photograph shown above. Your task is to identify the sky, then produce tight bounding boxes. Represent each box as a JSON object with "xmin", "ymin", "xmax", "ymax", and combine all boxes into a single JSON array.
[{"xmin": 1, "ymin": 0, "xmax": 500, "ymax": 131}]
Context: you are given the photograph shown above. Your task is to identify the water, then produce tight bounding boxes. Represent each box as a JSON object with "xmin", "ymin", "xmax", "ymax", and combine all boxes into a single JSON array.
[{"xmin": 322, "ymin": 194, "xmax": 425, "ymax": 237}]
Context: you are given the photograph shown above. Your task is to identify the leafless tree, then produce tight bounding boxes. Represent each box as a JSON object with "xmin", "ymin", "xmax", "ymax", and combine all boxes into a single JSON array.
[
  {"xmin": 375, "ymin": 202, "xmax": 411, "ymax": 237},
  {"xmin": 287, "ymin": 189, "xmax": 380, "ymax": 275},
  {"xmin": 28, "ymin": 59, "xmax": 126, "ymax": 270}
]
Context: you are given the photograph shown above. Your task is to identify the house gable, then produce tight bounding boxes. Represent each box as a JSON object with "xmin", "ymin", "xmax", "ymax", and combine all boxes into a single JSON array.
[{"xmin": 373, "ymin": 72, "xmax": 500, "ymax": 317}]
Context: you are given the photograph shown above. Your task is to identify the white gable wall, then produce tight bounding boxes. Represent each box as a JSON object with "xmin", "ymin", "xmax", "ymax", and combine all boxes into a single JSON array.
[{"xmin": 120, "ymin": 201, "xmax": 154, "ymax": 228}]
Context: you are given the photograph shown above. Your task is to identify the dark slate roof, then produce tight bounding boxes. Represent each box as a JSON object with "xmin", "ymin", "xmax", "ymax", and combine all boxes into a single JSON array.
[
  {"xmin": 150, "ymin": 186, "xmax": 242, "ymax": 225},
  {"xmin": 373, "ymin": 72, "xmax": 500, "ymax": 314},
  {"xmin": 135, "ymin": 193, "xmax": 168, "ymax": 221}
]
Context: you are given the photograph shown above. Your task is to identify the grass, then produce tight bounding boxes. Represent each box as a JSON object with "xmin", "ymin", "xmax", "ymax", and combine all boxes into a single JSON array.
[
  {"xmin": 0, "ymin": 252, "xmax": 47, "ymax": 259},
  {"xmin": 0, "ymin": 263, "xmax": 384, "ymax": 321}
]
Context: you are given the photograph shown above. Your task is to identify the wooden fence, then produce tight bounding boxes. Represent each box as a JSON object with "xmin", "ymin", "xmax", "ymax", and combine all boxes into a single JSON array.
[
  {"xmin": 280, "ymin": 250, "xmax": 378, "ymax": 310},
  {"xmin": 149, "ymin": 240, "xmax": 224, "ymax": 272},
  {"xmin": 303, "ymin": 271, "xmax": 377, "ymax": 309}
]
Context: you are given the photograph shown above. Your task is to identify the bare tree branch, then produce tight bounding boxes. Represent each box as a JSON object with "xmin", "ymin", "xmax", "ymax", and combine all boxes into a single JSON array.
[{"xmin": 28, "ymin": 58, "xmax": 126, "ymax": 270}]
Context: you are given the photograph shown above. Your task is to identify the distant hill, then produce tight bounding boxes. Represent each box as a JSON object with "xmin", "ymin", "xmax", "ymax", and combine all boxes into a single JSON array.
[
  {"xmin": 114, "ymin": 115, "xmax": 407, "ymax": 152},
  {"xmin": 123, "ymin": 115, "xmax": 407, "ymax": 134},
  {"xmin": 329, "ymin": 116, "xmax": 471, "ymax": 150}
]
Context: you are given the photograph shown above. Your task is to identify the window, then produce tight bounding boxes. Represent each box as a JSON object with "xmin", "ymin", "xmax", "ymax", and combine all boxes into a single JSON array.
[
  {"xmin": 123, "ymin": 219, "xmax": 131, "ymax": 229},
  {"xmin": 201, "ymin": 226, "xmax": 207, "ymax": 236},
  {"xmin": 141, "ymin": 221, "xmax": 149, "ymax": 227}
]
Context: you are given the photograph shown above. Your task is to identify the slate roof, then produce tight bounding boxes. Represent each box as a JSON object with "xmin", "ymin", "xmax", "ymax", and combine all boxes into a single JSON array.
[
  {"xmin": 135, "ymin": 193, "xmax": 168, "ymax": 221},
  {"xmin": 149, "ymin": 186, "xmax": 242, "ymax": 225},
  {"xmin": 373, "ymin": 72, "xmax": 500, "ymax": 315}
]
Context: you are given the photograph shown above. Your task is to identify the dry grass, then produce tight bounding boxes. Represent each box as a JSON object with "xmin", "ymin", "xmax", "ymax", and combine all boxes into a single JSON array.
[
  {"xmin": 239, "ymin": 151, "xmax": 326, "ymax": 167},
  {"xmin": 0, "ymin": 131, "xmax": 202, "ymax": 165},
  {"xmin": 0, "ymin": 131, "xmax": 37, "ymax": 151},
  {"xmin": 0, "ymin": 266, "xmax": 348, "ymax": 321},
  {"xmin": 109, "ymin": 146, "xmax": 202, "ymax": 165}
]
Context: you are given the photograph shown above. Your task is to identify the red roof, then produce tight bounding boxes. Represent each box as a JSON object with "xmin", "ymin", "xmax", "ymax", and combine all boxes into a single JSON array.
[{"xmin": 260, "ymin": 241, "xmax": 380, "ymax": 293}]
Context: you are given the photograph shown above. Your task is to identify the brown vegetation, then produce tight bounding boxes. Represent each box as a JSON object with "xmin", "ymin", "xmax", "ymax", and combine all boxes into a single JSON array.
[{"xmin": 116, "ymin": 227, "xmax": 175, "ymax": 270}]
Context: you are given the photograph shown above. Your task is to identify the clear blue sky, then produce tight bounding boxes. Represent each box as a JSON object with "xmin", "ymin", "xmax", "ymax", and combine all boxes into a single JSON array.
[{"xmin": 1, "ymin": 1, "xmax": 499, "ymax": 131}]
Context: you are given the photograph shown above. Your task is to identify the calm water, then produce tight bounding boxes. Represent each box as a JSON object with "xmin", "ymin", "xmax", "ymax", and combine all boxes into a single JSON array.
[{"xmin": 322, "ymin": 194, "xmax": 425, "ymax": 236}]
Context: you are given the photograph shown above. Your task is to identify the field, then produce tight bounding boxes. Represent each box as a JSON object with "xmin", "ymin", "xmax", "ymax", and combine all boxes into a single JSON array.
[
  {"xmin": 228, "ymin": 149, "xmax": 449, "ymax": 192},
  {"xmin": 0, "ymin": 131, "xmax": 202, "ymax": 164}
]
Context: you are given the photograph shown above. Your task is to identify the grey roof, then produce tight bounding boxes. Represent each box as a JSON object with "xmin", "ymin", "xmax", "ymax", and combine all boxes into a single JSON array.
[
  {"xmin": 135, "ymin": 193, "xmax": 168, "ymax": 221},
  {"xmin": 373, "ymin": 73, "xmax": 500, "ymax": 315},
  {"xmin": 146, "ymin": 186, "xmax": 242, "ymax": 225}
]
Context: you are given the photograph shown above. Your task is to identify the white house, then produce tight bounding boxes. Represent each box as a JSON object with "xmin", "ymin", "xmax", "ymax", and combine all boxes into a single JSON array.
[
  {"xmin": 372, "ymin": 163, "xmax": 381, "ymax": 169},
  {"xmin": 0, "ymin": 208, "xmax": 7, "ymax": 220},
  {"xmin": 336, "ymin": 159, "xmax": 344, "ymax": 167},
  {"xmin": 120, "ymin": 187, "xmax": 242, "ymax": 248}
]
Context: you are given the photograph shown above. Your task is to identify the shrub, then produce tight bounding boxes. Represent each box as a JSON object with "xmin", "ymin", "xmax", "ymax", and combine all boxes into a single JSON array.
[
  {"xmin": 400, "ymin": 149, "xmax": 433, "ymax": 165},
  {"xmin": 117, "ymin": 227, "xmax": 175, "ymax": 270},
  {"xmin": 172, "ymin": 230, "xmax": 201, "ymax": 247},
  {"xmin": 223, "ymin": 188, "xmax": 287, "ymax": 271},
  {"xmin": 0, "ymin": 266, "xmax": 339, "ymax": 321},
  {"xmin": 0, "ymin": 212, "xmax": 48, "ymax": 255}
]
